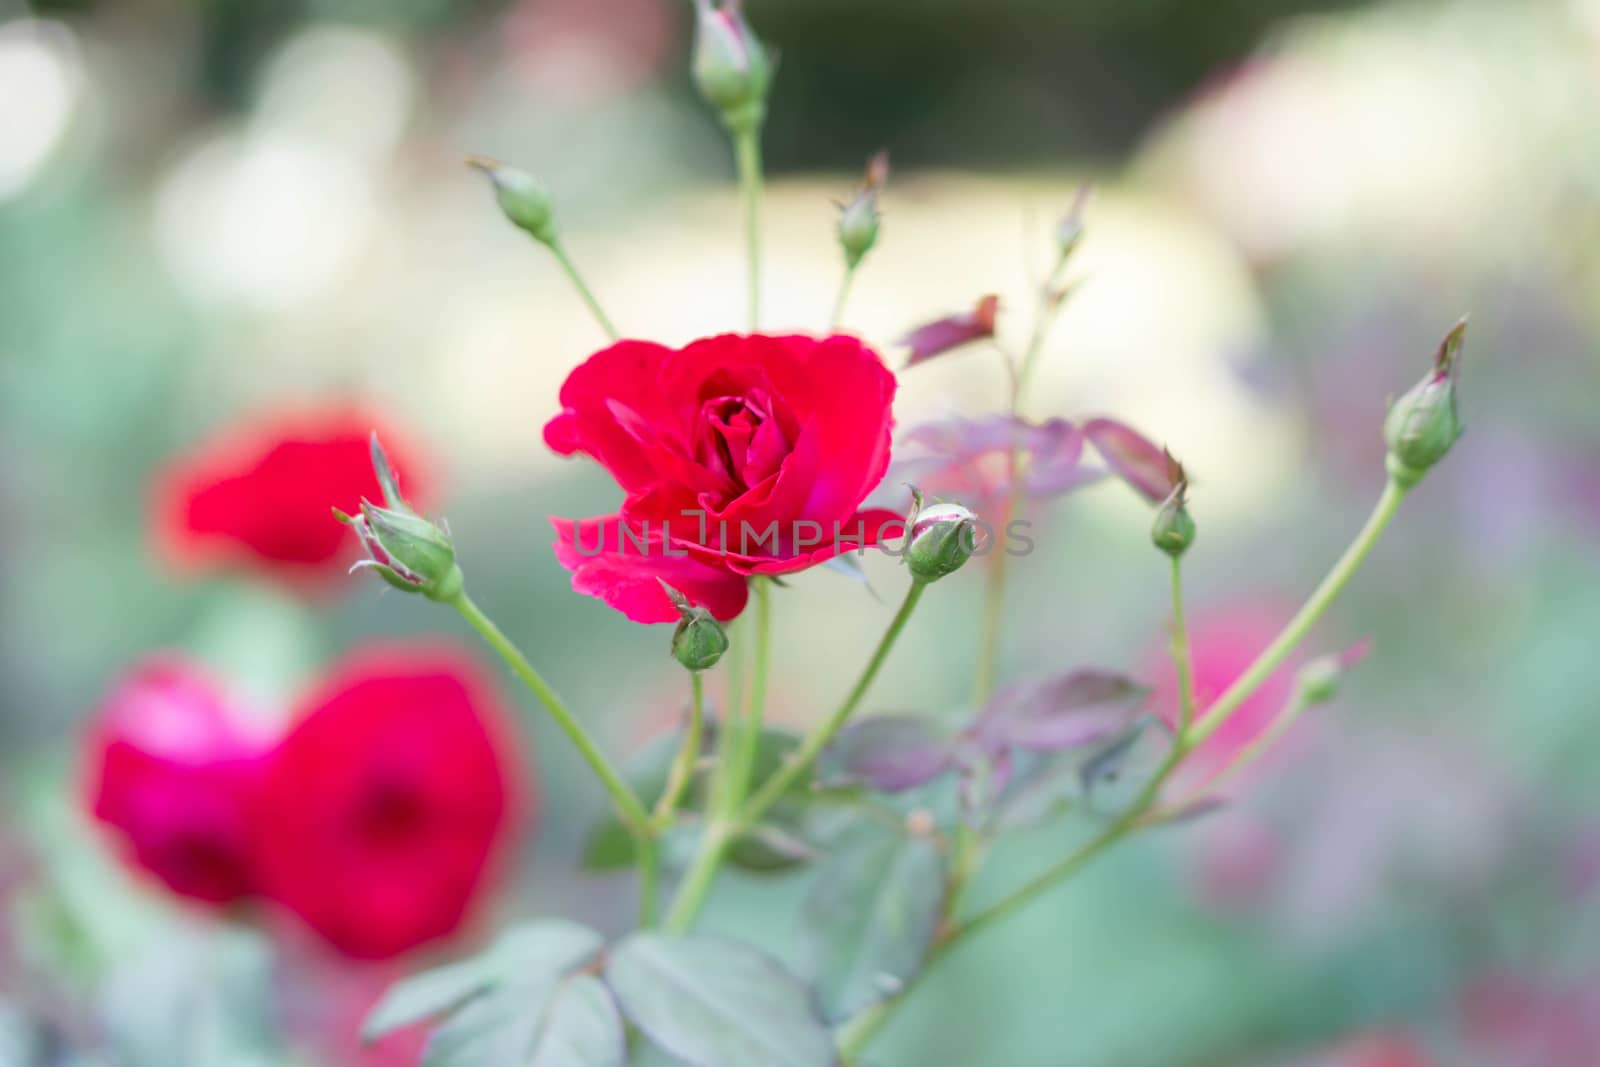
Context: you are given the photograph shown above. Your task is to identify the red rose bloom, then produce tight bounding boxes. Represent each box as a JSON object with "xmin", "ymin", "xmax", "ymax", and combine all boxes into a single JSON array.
[
  {"xmin": 255, "ymin": 643, "xmax": 523, "ymax": 960},
  {"xmin": 85, "ymin": 658, "xmax": 273, "ymax": 905},
  {"xmin": 153, "ymin": 406, "xmax": 426, "ymax": 582},
  {"xmin": 544, "ymin": 334, "xmax": 899, "ymax": 622}
]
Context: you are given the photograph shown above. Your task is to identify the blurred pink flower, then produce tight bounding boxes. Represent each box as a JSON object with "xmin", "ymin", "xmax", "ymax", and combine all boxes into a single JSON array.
[
  {"xmin": 83, "ymin": 658, "xmax": 275, "ymax": 906},
  {"xmin": 1147, "ymin": 600, "xmax": 1303, "ymax": 786},
  {"xmin": 1459, "ymin": 972, "xmax": 1600, "ymax": 1066}
]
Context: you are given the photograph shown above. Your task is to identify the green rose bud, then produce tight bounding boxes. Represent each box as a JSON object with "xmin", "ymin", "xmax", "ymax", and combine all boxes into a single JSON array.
[
  {"xmin": 336, "ymin": 435, "xmax": 463, "ymax": 601},
  {"xmin": 467, "ymin": 157, "xmax": 558, "ymax": 245},
  {"xmin": 837, "ymin": 151, "xmax": 888, "ymax": 270},
  {"xmin": 1150, "ymin": 450, "xmax": 1195, "ymax": 558},
  {"xmin": 1296, "ymin": 638, "xmax": 1372, "ymax": 705},
  {"xmin": 906, "ymin": 500, "xmax": 978, "ymax": 583},
  {"xmin": 691, "ymin": 0, "xmax": 771, "ymax": 132},
  {"xmin": 1384, "ymin": 318, "xmax": 1466, "ymax": 489},
  {"xmin": 659, "ymin": 580, "xmax": 729, "ymax": 671}
]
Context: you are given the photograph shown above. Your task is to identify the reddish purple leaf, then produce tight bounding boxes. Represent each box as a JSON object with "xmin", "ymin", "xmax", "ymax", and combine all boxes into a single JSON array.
[
  {"xmin": 818, "ymin": 715, "xmax": 957, "ymax": 792},
  {"xmin": 1083, "ymin": 417, "xmax": 1173, "ymax": 503},
  {"xmin": 901, "ymin": 295, "xmax": 1000, "ymax": 368},
  {"xmin": 974, "ymin": 669, "xmax": 1148, "ymax": 753},
  {"xmin": 885, "ymin": 415, "xmax": 1101, "ymax": 506}
]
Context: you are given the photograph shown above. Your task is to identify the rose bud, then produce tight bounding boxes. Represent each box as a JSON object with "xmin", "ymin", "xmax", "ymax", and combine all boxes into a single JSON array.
[
  {"xmin": 336, "ymin": 435, "xmax": 462, "ymax": 601},
  {"xmin": 1150, "ymin": 450, "xmax": 1195, "ymax": 558},
  {"xmin": 1296, "ymin": 638, "xmax": 1373, "ymax": 705},
  {"xmin": 83, "ymin": 658, "xmax": 274, "ymax": 906},
  {"xmin": 1384, "ymin": 318, "xmax": 1466, "ymax": 488},
  {"xmin": 466, "ymin": 157, "xmax": 558, "ymax": 246},
  {"xmin": 660, "ymin": 581, "xmax": 730, "ymax": 671},
  {"xmin": 1055, "ymin": 183, "xmax": 1091, "ymax": 261},
  {"xmin": 691, "ymin": 0, "xmax": 771, "ymax": 131},
  {"xmin": 837, "ymin": 150, "xmax": 888, "ymax": 270},
  {"xmin": 907, "ymin": 500, "xmax": 979, "ymax": 583}
]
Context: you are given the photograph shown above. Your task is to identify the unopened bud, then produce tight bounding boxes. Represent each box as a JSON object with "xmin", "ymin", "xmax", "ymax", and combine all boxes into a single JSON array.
[
  {"xmin": 837, "ymin": 151, "xmax": 887, "ymax": 269},
  {"xmin": 468, "ymin": 158, "xmax": 558, "ymax": 245},
  {"xmin": 1384, "ymin": 319, "xmax": 1466, "ymax": 488},
  {"xmin": 691, "ymin": 0, "xmax": 771, "ymax": 132},
  {"xmin": 660, "ymin": 581, "xmax": 729, "ymax": 671},
  {"xmin": 1055, "ymin": 183, "xmax": 1091, "ymax": 261},
  {"xmin": 336, "ymin": 436, "xmax": 463, "ymax": 601},
  {"xmin": 906, "ymin": 500, "xmax": 978, "ymax": 583},
  {"xmin": 1150, "ymin": 450, "xmax": 1195, "ymax": 558},
  {"xmin": 1296, "ymin": 638, "xmax": 1373, "ymax": 705}
]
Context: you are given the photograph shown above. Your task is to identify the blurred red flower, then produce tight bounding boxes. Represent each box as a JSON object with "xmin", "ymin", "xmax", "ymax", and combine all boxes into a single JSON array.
[
  {"xmin": 545, "ymin": 334, "xmax": 899, "ymax": 623},
  {"xmin": 255, "ymin": 643, "xmax": 525, "ymax": 960},
  {"xmin": 152, "ymin": 407, "xmax": 426, "ymax": 583},
  {"xmin": 84, "ymin": 658, "xmax": 274, "ymax": 906}
]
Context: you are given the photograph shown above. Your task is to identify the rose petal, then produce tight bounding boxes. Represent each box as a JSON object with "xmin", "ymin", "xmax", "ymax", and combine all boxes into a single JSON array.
[{"xmin": 551, "ymin": 515, "xmax": 750, "ymax": 623}]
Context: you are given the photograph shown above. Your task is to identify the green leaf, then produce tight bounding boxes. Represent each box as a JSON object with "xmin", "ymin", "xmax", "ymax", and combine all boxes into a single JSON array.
[
  {"xmin": 365, "ymin": 920, "xmax": 604, "ymax": 1042},
  {"xmin": 605, "ymin": 933, "xmax": 835, "ymax": 1067},
  {"xmin": 798, "ymin": 824, "xmax": 946, "ymax": 1022},
  {"xmin": 529, "ymin": 975, "xmax": 627, "ymax": 1067},
  {"xmin": 423, "ymin": 978, "xmax": 548, "ymax": 1067}
]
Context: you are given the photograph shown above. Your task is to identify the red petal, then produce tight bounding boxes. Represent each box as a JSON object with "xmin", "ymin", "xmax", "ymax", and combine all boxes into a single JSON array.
[{"xmin": 551, "ymin": 514, "xmax": 750, "ymax": 623}]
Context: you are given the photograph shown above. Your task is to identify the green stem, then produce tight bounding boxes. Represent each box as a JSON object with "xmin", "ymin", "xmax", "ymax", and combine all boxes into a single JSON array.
[
  {"xmin": 654, "ymin": 671, "xmax": 706, "ymax": 829},
  {"xmin": 726, "ymin": 577, "xmax": 774, "ymax": 811},
  {"xmin": 549, "ymin": 237, "xmax": 620, "ymax": 340},
  {"xmin": 744, "ymin": 580, "xmax": 927, "ymax": 827},
  {"xmin": 637, "ymin": 835, "xmax": 660, "ymax": 927},
  {"xmin": 733, "ymin": 125, "xmax": 764, "ymax": 331},
  {"xmin": 664, "ymin": 580, "xmax": 771, "ymax": 933},
  {"xmin": 664, "ymin": 819, "xmax": 732, "ymax": 933},
  {"xmin": 449, "ymin": 592, "xmax": 650, "ymax": 837},
  {"xmin": 830, "ymin": 267, "xmax": 857, "ymax": 331},
  {"xmin": 1184, "ymin": 478, "xmax": 1408, "ymax": 748},
  {"xmin": 838, "ymin": 477, "xmax": 1412, "ymax": 1060},
  {"xmin": 1187, "ymin": 689, "xmax": 1310, "ymax": 803},
  {"xmin": 973, "ymin": 256, "xmax": 1071, "ymax": 704},
  {"xmin": 1169, "ymin": 555, "xmax": 1197, "ymax": 731}
]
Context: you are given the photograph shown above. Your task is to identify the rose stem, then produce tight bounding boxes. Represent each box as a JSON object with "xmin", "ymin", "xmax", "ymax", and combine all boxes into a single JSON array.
[
  {"xmin": 665, "ymin": 578, "xmax": 927, "ymax": 933},
  {"xmin": 447, "ymin": 590, "xmax": 651, "ymax": 838},
  {"xmin": 1183, "ymin": 477, "xmax": 1407, "ymax": 747},
  {"xmin": 837, "ymin": 477, "xmax": 1412, "ymax": 1059},
  {"xmin": 653, "ymin": 671, "xmax": 706, "ymax": 829},
  {"xmin": 548, "ymin": 237, "xmax": 620, "ymax": 340},
  {"xmin": 742, "ymin": 578, "xmax": 926, "ymax": 826},
  {"xmin": 734, "ymin": 125, "xmax": 764, "ymax": 330},
  {"xmin": 663, "ymin": 577, "xmax": 773, "ymax": 933},
  {"xmin": 1170, "ymin": 554, "xmax": 1198, "ymax": 731},
  {"xmin": 829, "ymin": 266, "xmax": 857, "ymax": 331}
]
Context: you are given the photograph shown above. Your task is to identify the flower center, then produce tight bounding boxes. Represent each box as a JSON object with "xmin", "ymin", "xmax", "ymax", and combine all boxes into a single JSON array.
[{"xmin": 695, "ymin": 390, "xmax": 789, "ymax": 495}]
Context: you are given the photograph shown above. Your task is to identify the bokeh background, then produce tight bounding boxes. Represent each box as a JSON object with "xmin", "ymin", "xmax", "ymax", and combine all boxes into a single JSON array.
[{"xmin": 4, "ymin": 0, "xmax": 1599, "ymax": 1064}]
